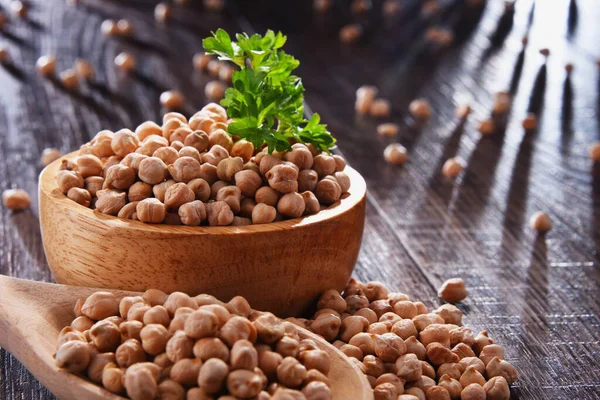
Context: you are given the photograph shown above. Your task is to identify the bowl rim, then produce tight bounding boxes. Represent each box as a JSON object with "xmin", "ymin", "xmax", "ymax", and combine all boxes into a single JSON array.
[{"xmin": 39, "ymin": 150, "xmax": 367, "ymax": 236}]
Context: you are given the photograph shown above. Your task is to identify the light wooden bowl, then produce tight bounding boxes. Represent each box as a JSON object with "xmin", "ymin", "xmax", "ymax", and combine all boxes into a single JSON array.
[
  {"xmin": 0, "ymin": 276, "xmax": 374, "ymax": 400},
  {"xmin": 39, "ymin": 151, "xmax": 366, "ymax": 317}
]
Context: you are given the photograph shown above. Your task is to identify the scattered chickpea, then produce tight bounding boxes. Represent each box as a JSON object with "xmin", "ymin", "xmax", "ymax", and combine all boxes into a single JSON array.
[
  {"xmin": 101, "ymin": 20, "xmax": 119, "ymax": 36},
  {"xmin": 377, "ymin": 123, "xmax": 399, "ymax": 137},
  {"xmin": 116, "ymin": 19, "xmax": 134, "ymax": 36},
  {"xmin": 193, "ymin": 52, "xmax": 212, "ymax": 71},
  {"xmin": 370, "ymin": 99, "xmax": 391, "ymax": 118},
  {"xmin": 2, "ymin": 189, "xmax": 31, "ymax": 210},
  {"xmin": 589, "ymin": 141, "xmax": 600, "ymax": 161},
  {"xmin": 442, "ymin": 157, "xmax": 465, "ymax": 179},
  {"xmin": 521, "ymin": 113, "xmax": 537, "ymax": 130},
  {"xmin": 409, "ymin": 99, "xmax": 431, "ymax": 119},
  {"xmin": 36, "ymin": 55, "xmax": 57, "ymax": 77},
  {"xmin": 0, "ymin": 47, "xmax": 9, "ymax": 63},
  {"xmin": 438, "ymin": 278, "xmax": 468, "ymax": 303},
  {"xmin": 528, "ymin": 211, "xmax": 552, "ymax": 233},
  {"xmin": 339, "ymin": 24, "xmax": 363, "ymax": 44},
  {"xmin": 492, "ymin": 91, "xmax": 510, "ymax": 115},
  {"xmin": 539, "ymin": 48, "xmax": 550, "ymax": 57},
  {"xmin": 114, "ymin": 52, "xmax": 136, "ymax": 72},
  {"xmin": 205, "ymin": 80, "xmax": 226, "ymax": 101},
  {"xmin": 384, "ymin": 143, "xmax": 408, "ymax": 165},
  {"xmin": 11, "ymin": 1, "xmax": 27, "ymax": 18},
  {"xmin": 74, "ymin": 59, "xmax": 95, "ymax": 80},
  {"xmin": 154, "ymin": 3, "xmax": 172, "ymax": 23},
  {"xmin": 160, "ymin": 90, "xmax": 185, "ymax": 110},
  {"xmin": 136, "ymin": 198, "xmax": 166, "ymax": 223},
  {"xmin": 478, "ymin": 119, "xmax": 495, "ymax": 135},
  {"xmin": 455, "ymin": 104, "xmax": 471, "ymax": 120}
]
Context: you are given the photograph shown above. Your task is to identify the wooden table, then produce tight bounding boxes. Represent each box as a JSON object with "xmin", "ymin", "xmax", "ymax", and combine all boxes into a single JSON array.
[{"xmin": 1, "ymin": 0, "xmax": 599, "ymax": 398}]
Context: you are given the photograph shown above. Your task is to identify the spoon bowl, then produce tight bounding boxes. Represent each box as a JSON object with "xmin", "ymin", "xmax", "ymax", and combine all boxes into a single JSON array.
[{"xmin": 0, "ymin": 275, "xmax": 373, "ymax": 400}]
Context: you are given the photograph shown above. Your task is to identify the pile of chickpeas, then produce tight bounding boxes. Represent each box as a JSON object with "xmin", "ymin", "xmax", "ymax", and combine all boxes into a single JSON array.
[
  {"xmin": 55, "ymin": 290, "xmax": 332, "ymax": 400},
  {"xmin": 286, "ymin": 279, "xmax": 517, "ymax": 400},
  {"xmin": 54, "ymin": 103, "xmax": 350, "ymax": 226}
]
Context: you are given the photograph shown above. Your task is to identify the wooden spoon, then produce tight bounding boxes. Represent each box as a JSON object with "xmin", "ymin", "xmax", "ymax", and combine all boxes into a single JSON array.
[{"xmin": 0, "ymin": 275, "xmax": 373, "ymax": 400}]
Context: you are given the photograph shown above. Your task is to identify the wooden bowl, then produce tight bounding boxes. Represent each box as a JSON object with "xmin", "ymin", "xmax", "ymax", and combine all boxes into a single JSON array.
[{"xmin": 39, "ymin": 151, "xmax": 367, "ymax": 317}]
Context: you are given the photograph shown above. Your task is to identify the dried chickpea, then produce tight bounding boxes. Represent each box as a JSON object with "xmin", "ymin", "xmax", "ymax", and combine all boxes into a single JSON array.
[
  {"xmin": 452, "ymin": 342, "xmax": 475, "ymax": 359},
  {"xmin": 102, "ymin": 364, "xmax": 126, "ymax": 394},
  {"xmin": 363, "ymin": 354, "xmax": 386, "ymax": 378},
  {"xmin": 163, "ymin": 182, "xmax": 195, "ymax": 210},
  {"xmin": 312, "ymin": 155, "xmax": 336, "ymax": 178},
  {"xmin": 377, "ymin": 123, "xmax": 399, "ymax": 137},
  {"xmin": 384, "ymin": 143, "xmax": 408, "ymax": 165},
  {"xmin": 126, "ymin": 182, "xmax": 152, "ymax": 203},
  {"xmin": 157, "ymin": 379, "xmax": 185, "ymax": 399},
  {"xmin": 138, "ymin": 156, "xmax": 168, "ymax": 185},
  {"xmin": 36, "ymin": 55, "xmax": 57, "ymax": 77},
  {"xmin": 438, "ymin": 278, "xmax": 468, "ymax": 303},
  {"xmin": 458, "ymin": 357, "xmax": 485, "ymax": 374},
  {"xmin": 193, "ymin": 52, "xmax": 212, "ymax": 70},
  {"xmin": 301, "ymin": 191, "xmax": 320, "ymax": 215},
  {"xmin": 115, "ymin": 52, "xmax": 136, "ymax": 72},
  {"xmin": 276, "ymin": 357, "xmax": 307, "ymax": 388},
  {"xmin": 277, "ymin": 192, "xmax": 305, "ymax": 218},
  {"xmin": 251, "ymin": 203, "xmax": 276, "ymax": 224},
  {"xmin": 217, "ymin": 157, "xmax": 243, "ymax": 181},
  {"xmin": 255, "ymin": 186, "xmax": 279, "ymax": 207},
  {"xmin": 442, "ymin": 157, "xmax": 465, "ymax": 179},
  {"xmin": 41, "ymin": 148, "xmax": 62, "ymax": 167},
  {"xmin": 67, "ymin": 187, "xmax": 92, "ymax": 207},
  {"xmin": 285, "ymin": 144, "xmax": 314, "ymax": 169},
  {"xmin": 57, "ymin": 170, "xmax": 84, "ymax": 194},
  {"xmin": 235, "ymin": 169, "xmax": 262, "ymax": 197},
  {"xmin": 226, "ymin": 369, "xmax": 263, "ymax": 398},
  {"xmin": 315, "ymin": 178, "xmax": 341, "ymax": 205},
  {"xmin": 404, "ymin": 388, "xmax": 425, "ymax": 400},
  {"xmin": 355, "ymin": 85, "xmax": 378, "ymax": 114},
  {"xmin": 59, "ymin": 69, "xmax": 80, "ymax": 90},
  {"xmin": 477, "ymin": 119, "xmax": 494, "ymax": 135},
  {"xmin": 194, "ymin": 337, "xmax": 230, "ymax": 362},
  {"xmin": 111, "ymin": 129, "xmax": 139, "ymax": 157},
  {"xmin": 349, "ymin": 332, "xmax": 375, "ymax": 356},
  {"xmin": 460, "ymin": 383, "xmax": 485, "ymax": 400},
  {"xmin": 485, "ymin": 357, "xmax": 517, "ymax": 384},
  {"xmin": 90, "ymin": 320, "xmax": 121, "ymax": 352},
  {"xmin": 370, "ymin": 99, "xmax": 391, "ymax": 118},
  {"xmin": 459, "ymin": 366, "xmax": 486, "ymax": 387},
  {"xmin": 120, "ymin": 320, "xmax": 143, "ymax": 341},
  {"xmin": 198, "ymin": 358, "xmax": 229, "ymax": 394},
  {"xmin": 588, "ymin": 141, "xmax": 600, "ymax": 161},
  {"xmin": 184, "ymin": 131, "xmax": 210, "ymax": 152},
  {"xmin": 521, "ymin": 113, "xmax": 537, "ymax": 130},
  {"xmin": 116, "ymin": 339, "xmax": 146, "ymax": 368},
  {"xmin": 492, "ymin": 91, "xmax": 511, "ymax": 115},
  {"xmin": 479, "ymin": 344, "xmax": 505, "ymax": 366},
  {"xmin": 2, "ymin": 189, "xmax": 31, "ymax": 210},
  {"xmin": 169, "ymin": 156, "xmax": 202, "ymax": 183},
  {"xmin": 419, "ymin": 324, "xmax": 451, "ymax": 348},
  {"xmin": 136, "ymin": 121, "xmax": 162, "ymax": 142},
  {"xmin": 55, "ymin": 340, "xmax": 91, "ymax": 373},
  {"xmin": 160, "ymin": 90, "xmax": 185, "ymax": 110},
  {"xmin": 340, "ymin": 24, "xmax": 363, "ymax": 43},
  {"xmin": 317, "ymin": 289, "xmax": 346, "ymax": 314},
  {"xmin": 392, "ymin": 319, "xmax": 418, "ymax": 340},
  {"xmin": 136, "ymin": 198, "xmax": 166, "ymax": 224},
  {"xmin": 127, "ymin": 302, "xmax": 151, "ymax": 322},
  {"xmin": 529, "ymin": 211, "xmax": 552, "ymax": 232},
  {"xmin": 169, "ymin": 358, "xmax": 202, "ymax": 387},
  {"xmin": 302, "ymin": 380, "xmax": 331, "ymax": 399},
  {"xmin": 483, "ymin": 376, "xmax": 510, "ymax": 400},
  {"xmin": 434, "ymin": 304, "xmax": 462, "ymax": 325},
  {"xmin": 409, "ymin": 99, "xmax": 431, "ymax": 119},
  {"xmin": 104, "ymin": 164, "xmax": 136, "ymax": 190},
  {"xmin": 82, "ymin": 292, "xmax": 119, "ymax": 320},
  {"xmin": 339, "ymin": 315, "xmax": 369, "ymax": 342},
  {"xmin": 124, "ymin": 363, "xmax": 158, "ymax": 400},
  {"xmin": 205, "ymin": 80, "xmax": 226, "ymax": 101}
]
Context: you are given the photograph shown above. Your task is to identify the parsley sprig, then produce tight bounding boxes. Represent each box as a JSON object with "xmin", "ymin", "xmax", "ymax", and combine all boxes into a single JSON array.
[{"xmin": 203, "ymin": 29, "xmax": 336, "ymax": 153}]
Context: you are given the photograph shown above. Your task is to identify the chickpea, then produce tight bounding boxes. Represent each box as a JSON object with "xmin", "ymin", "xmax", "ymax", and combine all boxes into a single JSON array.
[
  {"xmin": 340, "ymin": 23, "xmax": 362, "ymax": 43},
  {"xmin": 311, "ymin": 155, "xmax": 335, "ymax": 178},
  {"xmin": 185, "ymin": 131, "xmax": 210, "ymax": 152},
  {"xmin": 220, "ymin": 316, "xmax": 255, "ymax": 346},
  {"xmin": 40, "ymin": 147, "xmax": 62, "ymax": 167},
  {"xmin": 228, "ymin": 340, "xmax": 258, "ymax": 371},
  {"xmin": 231, "ymin": 139, "xmax": 254, "ymax": 162},
  {"xmin": 72, "ymin": 58, "xmax": 95, "ymax": 80},
  {"xmin": 127, "ymin": 302, "xmax": 151, "ymax": 321},
  {"xmin": 277, "ymin": 192, "xmax": 305, "ymax": 218},
  {"xmin": 90, "ymin": 320, "xmax": 121, "ymax": 352},
  {"xmin": 169, "ymin": 307, "xmax": 195, "ymax": 333},
  {"xmin": 348, "ymin": 332, "xmax": 375, "ymax": 356},
  {"xmin": 384, "ymin": 143, "xmax": 408, "ymax": 165},
  {"xmin": 314, "ymin": 177, "xmax": 341, "ymax": 205},
  {"xmin": 363, "ymin": 354, "xmax": 386, "ymax": 378},
  {"xmin": 458, "ymin": 366, "xmax": 486, "ymax": 387},
  {"xmin": 458, "ymin": 357, "xmax": 485, "ymax": 375},
  {"xmin": 588, "ymin": 141, "xmax": 600, "ymax": 161},
  {"xmin": 136, "ymin": 198, "xmax": 166, "ymax": 224},
  {"xmin": 56, "ymin": 170, "xmax": 84, "ymax": 194},
  {"xmin": 164, "ymin": 330, "xmax": 193, "ymax": 363},
  {"xmin": 154, "ymin": 2, "xmax": 171, "ymax": 22},
  {"xmin": 479, "ymin": 344, "xmax": 505, "ymax": 366},
  {"xmin": 101, "ymin": 364, "xmax": 126, "ymax": 394},
  {"xmin": 300, "ymin": 191, "xmax": 319, "ymax": 215},
  {"xmin": 454, "ymin": 104, "xmax": 471, "ymax": 120},
  {"xmin": 395, "ymin": 353, "xmax": 422, "ymax": 382},
  {"xmin": 81, "ymin": 292, "xmax": 119, "ymax": 320},
  {"xmin": 472, "ymin": 331, "xmax": 494, "ymax": 355},
  {"xmin": 169, "ymin": 358, "xmax": 202, "ymax": 387},
  {"xmin": 265, "ymin": 164, "xmax": 298, "ymax": 193},
  {"xmin": 373, "ymin": 382, "xmax": 398, "ymax": 400},
  {"xmin": 137, "ymin": 156, "xmax": 167, "ymax": 185},
  {"xmin": 193, "ymin": 52, "xmax": 212, "ymax": 70},
  {"xmin": 115, "ymin": 338, "xmax": 146, "ymax": 367},
  {"xmin": 198, "ymin": 358, "xmax": 229, "ymax": 394},
  {"xmin": 355, "ymin": 85, "xmax": 378, "ymax": 114},
  {"xmin": 86, "ymin": 352, "xmax": 115, "ymax": 383},
  {"xmin": 275, "ymin": 335, "xmax": 299, "ymax": 358},
  {"xmin": 114, "ymin": 52, "xmax": 136, "ymax": 72},
  {"xmin": 163, "ymin": 183, "xmax": 194, "ymax": 210},
  {"xmin": 118, "ymin": 296, "xmax": 145, "ymax": 319},
  {"xmin": 419, "ymin": 324, "xmax": 451, "ymax": 348},
  {"xmin": 125, "ymin": 182, "xmax": 151, "ymax": 203},
  {"xmin": 2, "ymin": 189, "xmax": 31, "ymax": 210},
  {"xmin": 124, "ymin": 363, "xmax": 157, "ymax": 400},
  {"xmin": 120, "ymin": 320, "xmax": 143, "ymax": 341},
  {"xmin": 485, "ymin": 357, "xmax": 518, "ymax": 384},
  {"xmin": 436, "ymin": 363, "xmax": 463, "ymax": 380},
  {"xmin": 477, "ymin": 119, "xmax": 494, "ymax": 135},
  {"xmin": 174, "ymin": 200, "xmax": 205, "ymax": 226},
  {"xmin": 492, "ymin": 91, "xmax": 511, "ymax": 115},
  {"xmin": 163, "ymin": 292, "xmax": 197, "ymax": 316},
  {"xmin": 438, "ymin": 278, "xmax": 468, "ymax": 303},
  {"xmin": 298, "ymin": 349, "xmax": 330, "ymax": 375},
  {"xmin": 215, "ymin": 157, "xmax": 242, "ymax": 182},
  {"xmin": 168, "ymin": 127, "xmax": 191, "ymax": 144},
  {"xmin": 169, "ymin": 156, "xmax": 202, "ymax": 183},
  {"xmin": 273, "ymin": 356, "xmax": 306, "ymax": 388},
  {"xmin": 316, "ymin": 289, "xmax": 346, "ymax": 314},
  {"xmin": 36, "ymin": 54, "xmax": 57, "ymax": 77},
  {"xmin": 427, "ymin": 342, "xmax": 460, "ymax": 366},
  {"xmin": 183, "ymin": 309, "xmax": 219, "ymax": 339},
  {"xmin": 298, "ymin": 169, "xmax": 318, "ymax": 193},
  {"xmin": 55, "ymin": 340, "xmax": 91, "ymax": 373},
  {"xmin": 104, "ymin": 164, "xmax": 136, "ymax": 190},
  {"xmin": 377, "ymin": 123, "xmax": 399, "ymax": 137},
  {"xmin": 209, "ymin": 130, "xmax": 233, "ymax": 153},
  {"xmin": 344, "ymin": 294, "xmax": 369, "ymax": 314},
  {"xmin": 157, "ymin": 379, "xmax": 185, "ymax": 399},
  {"xmin": 71, "ymin": 315, "xmax": 94, "ymax": 332},
  {"xmin": 389, "ymin": 319, "xmax": 415, "ymax": 340},
  {"xmin": 211, "ymin": 181, "xmax": 228, "ymax": 200},
  {"xmin": 452, "ymin": 343, "xmax": 475, "ymax": 360},
  {"xmin": 370, "ymin": 99, "xmax": 391, "ymax": 118},
  {"xmin": 205, "ymin": 80, "xmax": 226, "ymax": 101},
  {"xmin": 529, "ymin": 211, "xmax": 552, "ymax": 232},
  {"xmin": 117, "ymin": 203, "xmax": 139, "ymax": 221},
  {"xmin": 73, "ymin": 154, "xmax": 102, "ymax": 178},
  {"xmin": 139, "ymin": 135, "xmax": 169, "ymax": 156},
  {"xmin": 109, "ymin": 129, "xmax": 138, "ymax": 157},
  {"xmin": 225, "ymin": 369, "xmax": 263, "ymax": 398},
  {"xmin": 255, "ymin": 186, "xmax": 279, "ymax": 207},
  {"xmin": 483, "ymin": 376, "xmax": 510, "ymax": 400},
  {"xmin": 460, "ymin": 383, "xmax": 486, "ymax": 400},
  {"xmin": 67, "ymin": 187, "xmax": 92, "ymax": 207},
  {"xmin": 258, "ymin": 154, "xmax": 282, "ymax": 176},
  {"xmin": 232, "ymin": 170, "xmax": 260, "ymax": 199},
  {"xmin": 160, "ymin": 90, "xmax": 184, "ymax": 110},
  {"xmin": 409, "ymin": 99, "xmax": 431, "ymax": 119},
  {"xmin": 193, "ymin": 337, "xmax": 230, "ymax": 362},
  {"xmin": 433, "ymin": 304, "xmax": 462, "ymax": 326},
  {"xmin": 135, "ymin": 121, "xmax": 161, "ymax": 142},
  {"xmin": 206, "ymin": 200, "xmax": 234, "ymax": 226},
  {"xmin": 337, "ymin": 315, "xmax": 367, "ymax": 342}
]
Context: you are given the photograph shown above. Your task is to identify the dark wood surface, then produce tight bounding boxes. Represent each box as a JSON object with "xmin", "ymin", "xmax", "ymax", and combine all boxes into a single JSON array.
[{"xmin": 1, "ymin": 0, "xmax": 599, "ymax": 399}]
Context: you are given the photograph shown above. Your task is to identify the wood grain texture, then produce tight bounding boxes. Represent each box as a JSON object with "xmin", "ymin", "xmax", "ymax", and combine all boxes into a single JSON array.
[
  {"xmin": 1, "ymin": 0, "xmax": 599, "ymax": 399},
  {"xmin": 0, "ymin": 275, "xmax": 372, "ymax": 400},
  {"xmin": 39, "ymin": 151, "xmax": 366, "ymax": 317}
]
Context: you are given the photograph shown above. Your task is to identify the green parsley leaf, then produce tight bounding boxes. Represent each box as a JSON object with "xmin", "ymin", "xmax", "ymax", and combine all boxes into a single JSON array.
[{"xmin": 203, "ymin": 29, "xmax": 336, "ymax": 153}]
